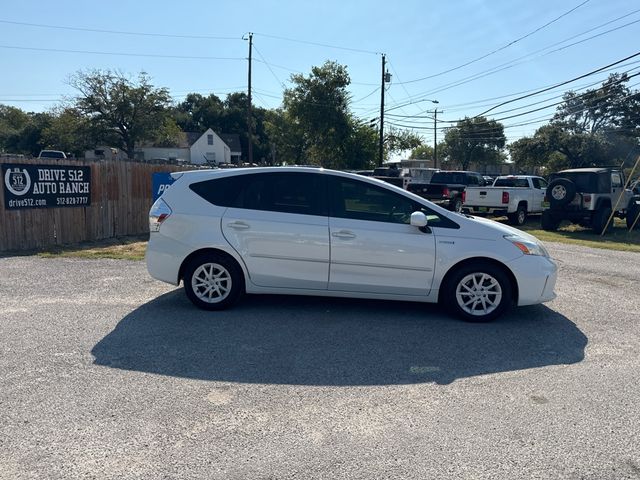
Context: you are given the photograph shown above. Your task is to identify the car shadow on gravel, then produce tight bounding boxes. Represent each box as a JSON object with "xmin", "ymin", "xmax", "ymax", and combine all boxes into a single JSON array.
[{"xmin": 91, "ymin": 291, "xmax": 587, "ymax": 386}]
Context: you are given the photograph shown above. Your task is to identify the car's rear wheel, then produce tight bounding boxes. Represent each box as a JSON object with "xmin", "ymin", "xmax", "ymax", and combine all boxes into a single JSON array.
[
  {"xmin": 592, "ymin": 206, "xmax": 613, "ymax": 234},
  {"xmin": 508, "ymin": 205, "xmax": 527, "ymax": 226},
  {"xmin": 451, "ymin": 197, "xmax": 463, "ymax": 213},
  {"xmin": 183, "ymin": 253, "xmax": 244, "ymax": 310},
  {"xmin": 627, "ymin": 202, "xmax": 640, "ymax": 230},
  {"xmin": 443, "ymin": 262, "xmax": 513, "ymax": 322},
  {"xmin": 541, "ymin": 210, "xmax": 560, "ymax": 231}
]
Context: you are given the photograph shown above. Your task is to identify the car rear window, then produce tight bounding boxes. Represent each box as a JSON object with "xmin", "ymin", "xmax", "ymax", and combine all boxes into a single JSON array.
[
  {"xmin": 493, "ymin": 178, "xmax": 529, "ymax": 188},
  {"xmin": 189, "ymin": 175, "xmax": 244, "ymax": 207},
  {"xmin": 550, "ymin": 172, "xmax": 604, "ymax": 192},
  {"xmin": 431, "ymin": 172, "xmax": 469, "ymax": 184}
]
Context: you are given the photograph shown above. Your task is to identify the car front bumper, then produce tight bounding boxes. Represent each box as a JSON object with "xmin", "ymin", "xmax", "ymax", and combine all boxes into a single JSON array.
[{"xmin": 507, "ymin": 254, "xmax": 558, "ymax": 306}]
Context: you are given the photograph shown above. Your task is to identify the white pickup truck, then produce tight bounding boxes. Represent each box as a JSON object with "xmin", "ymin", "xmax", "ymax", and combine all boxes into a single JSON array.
[{"xmin": 463, "ymin": 175, "xmax": 549, "ymax": 225}]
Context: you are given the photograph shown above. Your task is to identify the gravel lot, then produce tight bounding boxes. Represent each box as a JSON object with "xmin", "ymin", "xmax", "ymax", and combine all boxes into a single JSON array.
[{"xmin": 1, "ymin": 243, "xmax": 639, "ymax": 479}]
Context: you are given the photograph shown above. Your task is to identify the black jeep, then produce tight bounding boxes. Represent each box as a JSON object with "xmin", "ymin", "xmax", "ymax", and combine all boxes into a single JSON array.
[{"xmin": 541, "ymin": 167, "xmax": 640, "ymax": 233}]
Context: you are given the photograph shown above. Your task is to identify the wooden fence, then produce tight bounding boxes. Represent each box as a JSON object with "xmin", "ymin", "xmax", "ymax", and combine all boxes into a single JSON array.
[{"xmin": 0, "ymin": 158, "xmax": 188, "ymax": 251}]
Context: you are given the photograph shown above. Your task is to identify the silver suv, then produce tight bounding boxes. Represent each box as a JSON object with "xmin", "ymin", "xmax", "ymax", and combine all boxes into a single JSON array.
[{"xmin": 541, "ymin": 167, "xmax": 639, "ymax": 233}]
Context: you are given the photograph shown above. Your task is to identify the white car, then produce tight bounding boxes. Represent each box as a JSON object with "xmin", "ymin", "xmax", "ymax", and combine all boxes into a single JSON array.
[{"xmin": 146, "ymin": 167, "xmax": 557, "ymax": 322}]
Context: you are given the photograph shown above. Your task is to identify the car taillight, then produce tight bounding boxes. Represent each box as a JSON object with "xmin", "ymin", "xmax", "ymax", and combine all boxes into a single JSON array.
[
  {"xmin": 462, "ymin": 191, "xmax": 466, "ymax": 203},
  {"xmin": 583, "ymin": 194, "xmax": 591, "ymax": 203},
  {"xmin": 442, "ymin": 187, "xmax": 450, "ymax": 197},
  {"xmin": 149, "ymin": 198, "xmax": 172, "ymax": 232},
  {"xmin": 502, "ymin": 191, "xmax": 509, "ymax": 204}
]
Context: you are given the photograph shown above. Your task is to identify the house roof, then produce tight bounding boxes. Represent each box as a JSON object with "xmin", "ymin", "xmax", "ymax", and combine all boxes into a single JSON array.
[
  {"xmin": 219, "ymin": 133, "xmax": 242, "ymax": 153},
  {"xmin": 185, "ymin": 132, "xmax": 202, "ymax": 147}
]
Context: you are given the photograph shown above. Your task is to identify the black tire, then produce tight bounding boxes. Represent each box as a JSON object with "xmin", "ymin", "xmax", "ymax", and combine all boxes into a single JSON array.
[
  {"xmin": 183, "ymin": 253, "xmax": 244, "ymax": 310},
  {"xmin": 627, "ymin": 202, "xmax": 640, "ymax": 230},
  {"xmin": 508, "ymin": 204, "xmax": 527, "ymax": 226},
  {"xmin": 546, "ymin": 178, "xmax": 576, "ymax": 207},
  {"xmin": 451, "ymin": 197, "xmax": 463, "ymax": 213},
  {"xmin": 592, "ymin": 206, "xmax": 613, "ymax": 234},
  {"xmin": 442, "ymin": 262, "xmax": 513, "ymax": 323},
  {"xmin": 541, "ymin": 210, "xmax": 560, "ymax": 231}
]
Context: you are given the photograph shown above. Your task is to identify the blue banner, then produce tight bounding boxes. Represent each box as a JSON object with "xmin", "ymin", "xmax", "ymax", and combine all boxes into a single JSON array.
[{"xmin": 152, "ymin": 172, "xmax": 175, "ymax": 202}]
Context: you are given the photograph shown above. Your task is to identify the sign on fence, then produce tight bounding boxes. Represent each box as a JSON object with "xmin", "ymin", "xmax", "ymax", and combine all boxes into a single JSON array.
[{"xmin": 2, "ymin": 163, "xmax": 91, "ymax": 210}]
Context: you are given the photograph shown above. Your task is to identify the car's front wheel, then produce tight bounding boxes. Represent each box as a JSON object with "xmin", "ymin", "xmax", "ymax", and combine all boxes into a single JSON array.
[
  {"xmin": 627, "ymin": 202, "xmax": 640, "ymax": 230},
  {"xmin": 443, "ymin": 262, "xmax": 513, "ymax": 322},
  {"xmin": 592, "ymin": 206, "xmax": 613, "ymax": 234},
  {"xmin": 183, "ymin": 253, "xmax": 244, "ymax": 310}
]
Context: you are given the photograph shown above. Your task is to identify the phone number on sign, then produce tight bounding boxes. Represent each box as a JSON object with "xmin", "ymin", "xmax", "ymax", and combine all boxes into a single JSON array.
[{"xmin": 56, "ymin": 196, "xmax": 89, "ymax": 206}]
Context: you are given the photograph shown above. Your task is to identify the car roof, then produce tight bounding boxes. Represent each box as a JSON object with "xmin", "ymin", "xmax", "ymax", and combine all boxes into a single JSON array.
[
  {"xmin": 557, "ymin": 167, "xmax": 618, "ymax": 174},
  {"xmin": 171, "ymin": 166, "xmax": 393, "ymax": 184},
  {"xmin": 495, "ymin": 175, "xmax": 539, "ymax": 178}
]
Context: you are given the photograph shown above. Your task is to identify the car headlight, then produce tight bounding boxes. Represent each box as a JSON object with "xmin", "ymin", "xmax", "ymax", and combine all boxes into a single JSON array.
[{"xmin": 504, "ymin": 235, "xmax": 549, "ymax": 257}]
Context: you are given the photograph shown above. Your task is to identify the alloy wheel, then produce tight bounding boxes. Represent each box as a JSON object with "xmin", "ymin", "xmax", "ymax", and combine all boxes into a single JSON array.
[
  {"xmin": 191, "ymin": 262, "xmax": 232, "ymax": 303},
  {"xmin": 455, "ymin": 272, "xmax": 503, "ymax": 317}
]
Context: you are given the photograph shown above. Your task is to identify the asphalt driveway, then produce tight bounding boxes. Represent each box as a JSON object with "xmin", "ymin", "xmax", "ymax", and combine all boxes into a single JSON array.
[{"xmin": 0, "ymin": 243, "xmax": 638, "ymax": 479}]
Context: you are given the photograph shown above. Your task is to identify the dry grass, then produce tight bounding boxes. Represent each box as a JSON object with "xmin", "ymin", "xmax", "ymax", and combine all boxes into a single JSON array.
[
  {"xmin": 502, "ymin": 217, "xmax": 640, "ymax": 253},
  {"xmin": 35, "ymin": 235, "xmax": 148, "ymax": 260}
]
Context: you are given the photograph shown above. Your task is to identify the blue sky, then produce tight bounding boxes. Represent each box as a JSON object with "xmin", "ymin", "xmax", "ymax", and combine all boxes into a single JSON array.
[{"xmin": 1, "ymin": 0, "xmax": 638, "ymax": 148}]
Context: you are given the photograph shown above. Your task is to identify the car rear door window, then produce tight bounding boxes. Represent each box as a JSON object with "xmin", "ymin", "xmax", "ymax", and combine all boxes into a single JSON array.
[{"xmin": 191, "ymin": 172, "xmax": 326, "ymax": 216}]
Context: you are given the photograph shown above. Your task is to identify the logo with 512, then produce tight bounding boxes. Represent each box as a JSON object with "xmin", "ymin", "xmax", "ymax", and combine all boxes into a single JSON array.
[{"xmin": 4, "ymin": 167, "xmax": 32, "ymax": 196}]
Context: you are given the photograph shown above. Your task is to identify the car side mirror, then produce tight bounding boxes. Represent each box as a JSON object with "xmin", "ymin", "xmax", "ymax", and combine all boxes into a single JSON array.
[{"xmin": 410, "ymin": 211, "xmax": 428, "ymax": 227}]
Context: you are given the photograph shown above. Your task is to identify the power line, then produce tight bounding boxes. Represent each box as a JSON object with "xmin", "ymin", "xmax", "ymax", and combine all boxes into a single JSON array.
[
  {"xmin": 252, "ymin": 32, "xmax": 380, "ymax": 56},
  {"xmin": 0, "ymin": 44, "xmax": 245, "ymax": 60},
  {"xmin": 383, "ymin": 59, "xmax": 640, "ymax": 123},
  {"xmin": 0, "ymin": 19, "xmax": 240, "ymax": 40},
  {"xmin": 380, "ymin": 10, "xmax": 640, "ymax": 113},
  {"xmin": 396, "ymin": 0, "xmax": 592, "ymax": 85},
  {"xmin": 387, "ymin": 79, "xmax": 640, "ymax": 140},
  {"xmin": 476, "ymin": 50, "xmax": 640, "ymax": 117},
  {"xmin": 253, "ymin": 44, "xmax": 287, "ymax": 90}
]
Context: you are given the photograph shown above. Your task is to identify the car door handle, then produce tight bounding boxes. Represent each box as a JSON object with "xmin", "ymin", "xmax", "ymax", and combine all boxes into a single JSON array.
[
  {"xmin": 332, "ymin": 230, "xmax": 356, "ymax": 239},
  {"xmin": 227, "ymin": 221, "xmax": 250, "ymax": 230}
]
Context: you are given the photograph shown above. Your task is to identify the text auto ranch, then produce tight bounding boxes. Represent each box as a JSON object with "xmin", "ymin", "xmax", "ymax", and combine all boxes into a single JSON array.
[{"xmin": 32, "ymin": 168, "xmax": 89, "ymax": 195}]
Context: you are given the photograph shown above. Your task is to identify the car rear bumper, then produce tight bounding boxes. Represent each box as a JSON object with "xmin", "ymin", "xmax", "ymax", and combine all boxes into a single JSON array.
[
  {"xmin": 465, "ymin": 206, "xmax": 508, "ymax": 216},
  {"xmin": 145, "ymin": 233, "xmax": 188, "ymax": 286}
]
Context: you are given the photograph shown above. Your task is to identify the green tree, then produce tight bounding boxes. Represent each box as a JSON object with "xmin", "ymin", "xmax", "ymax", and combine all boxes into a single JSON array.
[
  {"xmin": 264, "ymin": 108, "xmax": 304, "ymax": 165},
  {"xmin": 385, "ymin": 127, "xmax": 422, "ymax": 158},
  {"xmin": 0, "ymin": 106, "xmax": 53, "ymax": 156},
  {"xmin": 69, "ymin": 70, "xmax": 172, "ymax": 158},
  {"xmin": 41, "ymin": 107, "xmax": 93, "ymax": 156},
  {"xmin": 152, "ymin": 117, "xmax": 184, "ymax": 148},
  {"xmin": 283, "ymin": 60, "xmax": 352, "ymax": 168},
  {"xmin": 410, "ymin": 144, "xmax": 434, "ymax": 160},
  {"xmin": 443, "ymin": 116, "xmax": 506, "ymax": 170},
  {"xmin": 174, "ymin": 93, "xmax": 224, "ymax": 133},
  {"xmin": 0, "ymin": 105, "xmax": 30, "ymax": 152}
]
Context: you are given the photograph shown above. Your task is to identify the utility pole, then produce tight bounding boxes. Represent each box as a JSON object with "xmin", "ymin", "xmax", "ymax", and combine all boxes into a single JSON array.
[
  {"xmin": 247, "ymin": 32, "xmax": 253, "ymax": 165},
  {"xmin": 378, "ymin": 54, "xmax": 386, "ymax": 167},
  {"xmin": 433, "ymin": 108, "xmax": 439, "ymax": 169}
]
